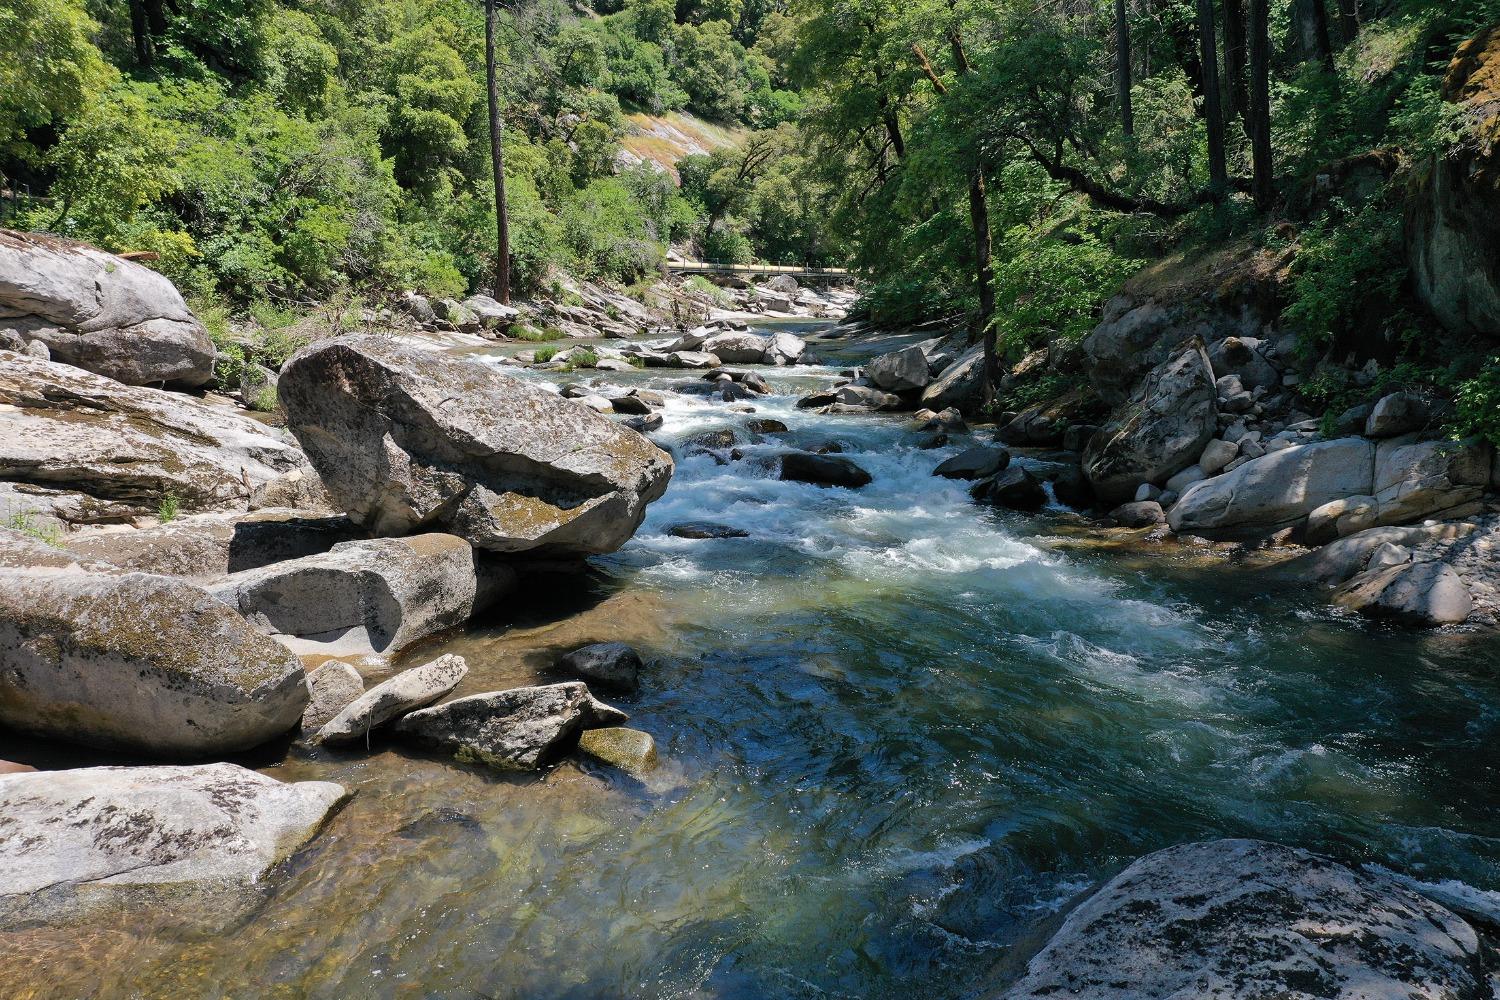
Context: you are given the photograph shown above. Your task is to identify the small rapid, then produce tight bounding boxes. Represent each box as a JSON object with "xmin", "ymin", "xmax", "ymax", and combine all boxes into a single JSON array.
[{"xmin": 12, "ymin": 323, "xmax": 1500, "ymax": 1000}]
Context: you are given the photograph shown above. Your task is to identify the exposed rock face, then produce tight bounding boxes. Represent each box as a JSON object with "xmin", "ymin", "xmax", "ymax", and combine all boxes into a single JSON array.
[
  {"xmin": 210, "ymin": 535, "xmax": 512, "ymax": 659},
  {"xmin": 278, "ymin": 336, "xmax": 673, "ymax": 556},
  {"xmin": 1083, "ymin": 341, "xmax": 1219, "ymax": 505},
  {"xmin": 0, "ymin": 351, "xmax": 305, "ymax": 513},
  {"xmin": 1110, "ymin": 501, "xmax": 1166, "ymax": 527},
  {"xmin": 0, "ymin": 763, "xmax": 347, "ymax": 927},
  {"xmin": 558, "ymin": 642, "xmax": 643, "ymax": 692},
  {"xmin": 1407, "ymin": 25, "xmax": 1500, "ymax": 338},
  {"xmin": 920, "ymin": 347, "xmax": 984, "ymax": 414},
  {"xmin": 866, "ymin": 345, "xmax": 931, "ymax": 392},
  {"xmin": 0, "ymin": 567, "xmax": 308, "ymax": 755},
  {"xmin": 393, "ymin": 682, "xmax": 628, "ymax": 771},
  {"xmin": 1373, "ymin": 438, "xmax": 1492, "ymax": 524},
  {"xmin": 0, "ymin": 230, "xmax": 215, "ymax": 387},
  {"xmin": 779, "ymin": 452, "xmax": 872, "ymax": 489},
  {"xmin": 1168, "ymin": 438, "xmax": 1376, "ymax": 539},
  {"xmin": 316, "ymin": 654, "xmax": 468, "ymax": 745},
  {"xmin": 1207, "ymin": 335, "xmax": 1279, "ymax": 391},
  {"xmin": 63, "ymin": 510, "xmax": 360, "ymax": 580},
  {"xmin": 1001, "ymin": 839, "xmax": 1486, "ymax": 1000},
  {"xmin": 764, "ymin": 331, "xmax": 807, "ymax": 365},
  {"xmin": 301, "ymin": 661, "xmax": 365, "ymax": 732}
]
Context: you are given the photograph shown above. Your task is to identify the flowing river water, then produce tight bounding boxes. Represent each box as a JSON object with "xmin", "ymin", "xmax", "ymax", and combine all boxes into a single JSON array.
[{"xmin": 8, "ymin": 320, "xmax": 1500, "ymax": 999}]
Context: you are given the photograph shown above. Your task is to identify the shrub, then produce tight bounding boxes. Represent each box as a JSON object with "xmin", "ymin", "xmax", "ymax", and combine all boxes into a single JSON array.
[
  {"xmin": 570, "ymin": 348, "xmax": 599, "ymax": 368},
  {"xmin": 1283, "ymin": 202, "xmax": 1407, "ymax": 361},
  {"xmin": 157, "ymin": 491, "xmax": 181, "ymax": 524},
  {"xmin": 990, "ymin": 229, "xmax": 1141, "ymax": 361},
  {"xmin": 534, "ymin": 346, "xmax": 559, "ymax": 363},
  {"xmin": 3, "ymin": 509, "xmax": 62, "ymax": 547},
  {"xmin": 685, "ymin": 274, "xmax": 730, "ymax": 305},
  {"xmin": 249, "ymin": 385, "xmax": 279, "ymax": 412},
  {"xmin": 513, "ymin": 325, "xmax": 565, "ymax": 342},
  {"xmin": 1453, "ymin": 359, "xmax": 1500, "ymax": 447}
]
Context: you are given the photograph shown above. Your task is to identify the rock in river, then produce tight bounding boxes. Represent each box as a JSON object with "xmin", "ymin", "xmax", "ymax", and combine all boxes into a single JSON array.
[
  {"xmin": 0, "ymin": 230, "xmax": 215, "ymax": 387},
  {"xmin": 394, "ymin": 682, "xmax": 628, "ymax": 771},
  {"xmin": 315, "ymin": 654, "xmax": 469, "ymax": 746},
  {"xmin": 558, "ymin": 641, "xmax": 643, "ymax": 692},
  {"xmin": 1002, "ymin": 838, "xmax": 1487, "ymax": 1000},
  {"xmin": 933, "ymin": 446, "xmax": 1010, "ymax": 481},
  {"xmin": 0, "ymin": 763, "xmax": 347, "ymax": 929},
  {"xmin": 779, "ymin": 452, "xmax": 872, "ymax": 489},
  {"xmin": 0, "ymin": 567, "xmax": 308, "ymax": 755},
  {"xmin": 278, "ymin": 336, "xmax": 673, "ymax": 556},
  {"xmin": 301, "ymin": 661, "xmax": 366, "ymax": 732},
  {"xmin": 578, "ymin": 727, "xmax": 658, "ymax": 775},
  {"xmin": 971, "ymin": 467, "xmax": 1048, "ymax": 512}
]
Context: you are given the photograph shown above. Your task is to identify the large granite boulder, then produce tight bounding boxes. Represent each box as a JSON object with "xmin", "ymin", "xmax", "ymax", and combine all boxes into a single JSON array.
[
  {"xmin": 1168, "ymin": 437, "xmax": 1377, "ymax": 539},
  {"xmin": 209, "ymin": 535, "xmax": 512, "ymax": 659},
  {"xmin": 700, "ymin": 331, "xmax": 770, "ymax": 363},
  {"xmin": 0, "ymin": 230, "xmax": 215, "ymax": 387},
  {"xmin": 0, "ymin": 351, "xmax": 305, "ymax": 514},
  {"xmin": 1083, "ymin": 341, "xmax": 1219, "ymax": 505},
  {"xmin": 0, "ymin": 568, "xmax": 308, "ymax": 755},
  {"xmin": 920, "ymin": 346, "xmax": 984, "ymax": 414},
  {"xmin": 1406, "ymin": 26, "xmax": 1500, "ymax": 339},
  {"xmin": 1334, "ymin": 560, "xmax": 1475, "ymax": 626},
  {"xmin": 1002, "ymin": 839, "xmax": 1486, "ymax": 1000},
  {"xmin": 393, "ymin": 682, "xmax": 628, "ymax": 771},
  {"xmin": 277, "ymin": 337, "xmax": 672, "ymax": 556},
  {"xmin": 866, "ymin": 345, "xmax": 931, "ymax": 392},
  {"xmin": 1373, "ymin": 437, "xmax": 1492, "ymax": 525},
  {"xmin": 0, "ymin": 763, "xmax": 346, "ymax": 928},
  {"xmin": 62, "ymin": 509, "xmax": 360, "ymax": 580}
]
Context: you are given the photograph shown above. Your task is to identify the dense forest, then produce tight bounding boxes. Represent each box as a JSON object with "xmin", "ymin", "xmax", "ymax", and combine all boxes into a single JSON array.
[{"xmin": 4, "ymin": 0, "xmax": 1499, "ymax": 434}]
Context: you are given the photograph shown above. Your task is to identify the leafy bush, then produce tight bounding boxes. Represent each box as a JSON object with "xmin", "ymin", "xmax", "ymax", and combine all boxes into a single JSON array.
[
  {"xmin": 1453, "ymin": 359, "xmax": 1500, "ymax": 446},
  {"xmin": 685, "ymin": 274, "xmax": 730, "ymax": 305},
  {"xmin": 157, "ymin": 491, "xmax": 181, "ymax": 524},
  {"xmin": 249, "ymin": 385, "xmax": 279, "ymax": 412},
  {"xmin": 990, "ymin": 229, "xmax": 1140, "ymax": 360},
  {"xmin": 534, "ymin": 346, "xmax": 559, "ymax": 363},
  {"xmin": 512, "ymin": 325, "xmax": 565, "ymax": 342},
  {"xmin": 1283, "ymin": 202, "xmax": 1407, "ymax": 360},
  {"xmin": 570, "ymin": 348, "xmax": 599, "ymax": 368}
]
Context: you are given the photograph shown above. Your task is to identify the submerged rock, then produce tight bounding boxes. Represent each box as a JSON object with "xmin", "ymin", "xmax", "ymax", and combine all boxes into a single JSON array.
[
  {"xmin": 0, "ymin": 763, "xmax": 347, "ymax": 928},
  {"xmin": 0, "ymin": 567, "xmax": 308, "ymax": 755},
  {"xmin": 577, "ymin": 727, "xmax": 658, "ymax": 775},
  {"xmin": 669, "ymin": 522, "xmax": 750, "ymax": 539},
  {"xmin": 779, "ymin": 452, "xmax": 872, "ymax": 489},
  {"xmin": 278, "ymin": 336, "xmax": 673, "ymax": 556},
  {"xmin": 558, "ymin": 642, "xmax": 643, "ymax": 692},
  {"xmin": 0, "ymin": 230, "xmax": 215, "ymax": 387},
  {"xmin": 0, "ymin": 351, "xmax": 305, "ymax": 514},
  {"xmin": 1001, "ymin": 838, "xmax": 1486, "ymax": 1000},
  {"xmin": 316, "ymin": 654, "xmax": 468, "ymax": 746},
  {"xmin": 1110, "ymin": 500, "xmax": 1166, "ymax": 527},
  {"xmin": 209, "ymin": 534, "xmax": 513, "ymax": 659},
  {"xmin": 393, "ymin": 682, "xmax": 627, "ymax": 771}
]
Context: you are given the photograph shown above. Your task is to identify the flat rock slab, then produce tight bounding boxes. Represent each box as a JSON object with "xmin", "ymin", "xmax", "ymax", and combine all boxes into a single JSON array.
[
  {"xmin": 394, "ymin": 682, "xmax": 627, "ymax": 771},
  {"xmin": 668, "ymin": 522, "xmax": 750, "ymax": 539},
  {"xmin": 0, "ymin": 567, "xmax": 308, "ymax": 755},
  {"xmin": 278, "ymin": 336, "xmax": 673, "ymax": 555},
  {"xmin": 0, "ymin": 350, "xmax": 305, "ymax": 514},
  {"xmin": 316, "ymin": 654, "xmax": 468, "ymax": 746},
  {"xmin": 1002, "ymin": 838, "xmax": 1485, "ymax": 1000},
  {"xmin": 0, "ymin": 763, "xmax": 347, "ymax": 928}
]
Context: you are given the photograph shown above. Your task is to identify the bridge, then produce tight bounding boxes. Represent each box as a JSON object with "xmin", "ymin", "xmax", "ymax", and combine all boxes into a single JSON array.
[{"xmin": 668, "ymin": 260, "xmax": 853, "ymax": 283}]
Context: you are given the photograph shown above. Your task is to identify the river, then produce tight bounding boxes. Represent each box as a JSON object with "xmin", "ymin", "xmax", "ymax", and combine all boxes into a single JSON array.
[{"xmin": 8, "ymin": 320, "xmax": 1500, "ymax": 999}]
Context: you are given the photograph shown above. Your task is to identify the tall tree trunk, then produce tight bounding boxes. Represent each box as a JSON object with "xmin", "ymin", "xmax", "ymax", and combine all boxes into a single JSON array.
[
  {"xmin": 1197, "ymin": 0, "xmax": 1229, "ymax": 191},
  {"xmin": 484, "ymin": 0, "xmax": 511, "ymax": 304},
  {"xmin": 1223, "ymin": 0, "xmax": 1248, "ymax": 125},
  {"xmin": 1249, "ymin": 0, "xmax": 1274, "ymax": 208},
  {"xmin": 1298, "ymin": 0, "xmax": 1336, "ymax": 73},
  {"xmin": 1335, "ymin": 0, "xmax": 1359, "ymax": 44},
  {"xmin": 1116, "ymin": 0, "xmax": 1134, "ymax": 136},
  {"xmin": 130, "ymin": 0, "xmax": 153, "ymax": 67},
  {"xmin": 969, "ymin": 172, "xmax": 998, "ymax": 408}
]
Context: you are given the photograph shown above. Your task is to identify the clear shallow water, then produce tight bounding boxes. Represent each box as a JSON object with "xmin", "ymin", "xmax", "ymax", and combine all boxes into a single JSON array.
[{"xmin": 8, "ymin": 325, "xmax": 1500, "ymax": 999}]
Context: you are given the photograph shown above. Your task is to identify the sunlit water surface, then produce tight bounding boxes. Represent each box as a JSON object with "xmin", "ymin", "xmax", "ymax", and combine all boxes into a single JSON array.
[{"xmin": 7, "ymin": 322, "xmax": 1500, "ymax": 999}]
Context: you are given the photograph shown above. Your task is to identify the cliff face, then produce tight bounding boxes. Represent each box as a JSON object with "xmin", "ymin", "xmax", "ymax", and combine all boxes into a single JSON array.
[{"xmin": 1407, "ymin": 24, "xmax": 1500, "ymax": 339}]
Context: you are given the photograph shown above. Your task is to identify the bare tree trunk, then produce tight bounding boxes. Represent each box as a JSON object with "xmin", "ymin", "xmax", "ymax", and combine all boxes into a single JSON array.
[
  {"xmin": 1249, "ymin": 0, "xmax": 1274, "ymax": 208},
  {"xmin": 1223, "ymin": 0, "xmax": 1248, "ymax": 124},
  {"xmin": 130, "ymin": 0, "xmax": 153, "ymax": 67},
  {"xmin": 1116, "ymin": 0, "xmax": 1134, "ymax": 136},
  {"xmin": 1335, "ymin": 0, "xmax": 1359, "ymax": 44},
  {"xmin": 1298, "ymin": 0, "xmax": 1336, "ymax": 73},
  {"xmin": 484, "ymin": 0, "xmax": 511, "ymax": 304},
  {"xmin": 1197, "ymin": 0, "xmax": 1229, "ymax": 191},
  {"xmin": 969, "ymin": 172, "xmax": 998, "ymax": 409}
]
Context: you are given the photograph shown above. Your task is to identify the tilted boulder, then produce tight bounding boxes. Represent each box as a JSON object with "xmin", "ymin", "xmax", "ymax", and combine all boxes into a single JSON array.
[
  {"xmin": 1083, "ymin": 340, "xmax": 1218, "ymax": 505},
  {"xmin": 0, "ymin": 230, "xmax": 215, "ymax": 387},
  {"xmin": 277, "ymin": 336, "xmax": 672, "ymax": 555},
  {"xmin": 1168, "ymin": 437, "xmax": 1376, "ymax": 539},
  {"xmin": 316, "ymin": 654, "xmax": 469, "ymax": 745},
  {"xmin": 209, "ymin": 535, "xmax": 513, "ymax": 659},
  {"xmin": 920, "ymin": 346, "xmax": 984, "ymax": 414},
  {"xmin": 0, "ymin": 763, "xmax": 347, "ymax": 928},
  {"xmin": 1334, "ymin": 560, "xmax": 1474, "ymax": 627},
  {"xmin": 1373, "ymin": 437, "xmax": 1492, "ymax": 525},
  {"xmin": 866, "ymin": 345, "xmax": 931, "ymax": 393},
  {"xmin": 1002, "ymin": 839, "xmax": 1487, "ymax": 1000},
  {"xmin": 0, "ymin": 351, "xmax": 305, "ymax": 515},
  {"xmin": 0, "ymin": 567, "xmax": 308, "ymax": 755},
  {"xmin": 393, "ymin": 682, "xmax": 628, "ymax": 771},
  {"xmin": 700, "ymin": 331, "xmax": 770, "ymax": 363}
]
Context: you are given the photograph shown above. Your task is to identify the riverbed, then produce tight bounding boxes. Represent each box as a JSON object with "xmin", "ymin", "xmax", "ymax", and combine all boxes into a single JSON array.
[{"xmin": 7, "ymin": 322, "xmax": 1500, "ymax": 999}]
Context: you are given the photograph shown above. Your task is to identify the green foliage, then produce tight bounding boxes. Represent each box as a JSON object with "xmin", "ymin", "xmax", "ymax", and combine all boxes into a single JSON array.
[
  {"xmin": 1283, "ymin": 201, "xmax": 1407, "ymax": 360},
  {"xmin": 990, "ymin": 229, "xmax": 1141, "ymax": 360},
  {"xmin": 0, "ymin": 0, "xmax": 114, "ymax": 165},
  {"xmin": 1000, "ymin": 373, "xmax": 1076, "ymax": 413},
  {"xmin": 512, "ymin": 324, "xmax": 565, "ymax": 342},
  {"xmin": 3, "ymin": 509, "xmax": 63, "ymax": 548},
  {"xmin": 1453, "ymin": 360, "xmax": 1500, "ymax": 447},
  {"xmin": 570, "ymin": 348, "xmax": 600, "ymax": 368},
  {"xmin": 685, "ymin": 275, "xmax": 731, "ymax": 304},
  {"xmin": 157, "ymin": 492, "xmax": 181, "ymax": 524},
  {"xmin": 249, "ymin": 385, "xmax": 280, "ymax": 412},
  {"xmin": 534, "ymin": 345, "xmax": 560, "ymax": 362}
]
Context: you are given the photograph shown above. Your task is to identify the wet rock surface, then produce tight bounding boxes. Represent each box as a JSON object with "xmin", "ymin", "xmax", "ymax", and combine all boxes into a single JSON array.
[{"xmin": 316, "ymin": 654, "xmax": 469, "ymax": 746}]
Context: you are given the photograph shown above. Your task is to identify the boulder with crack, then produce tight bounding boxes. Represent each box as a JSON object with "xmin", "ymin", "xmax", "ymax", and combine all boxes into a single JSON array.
[{"xmin": 277, "ymin": 336, "xmax": 673, "ymax": 555}]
